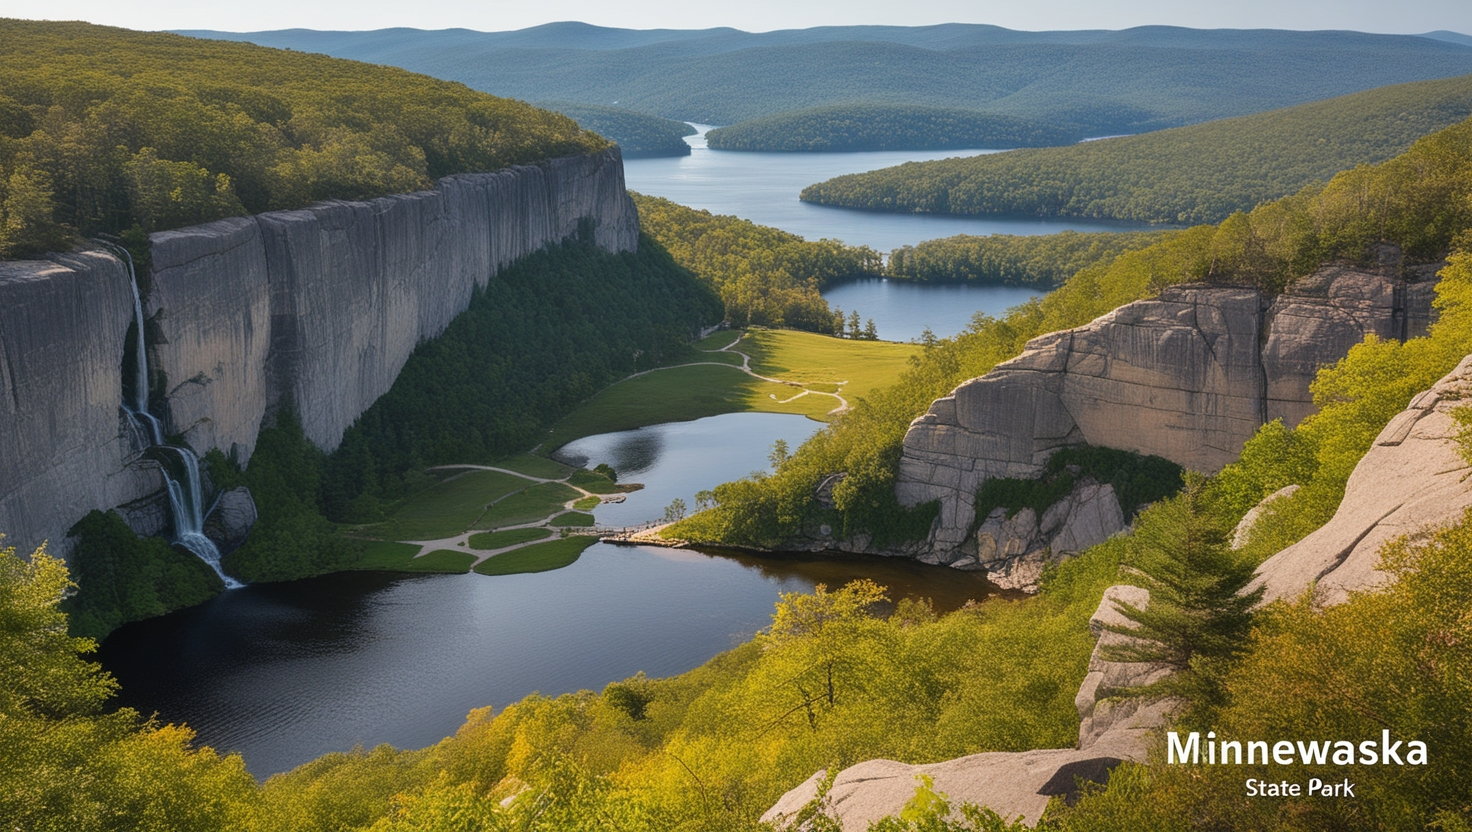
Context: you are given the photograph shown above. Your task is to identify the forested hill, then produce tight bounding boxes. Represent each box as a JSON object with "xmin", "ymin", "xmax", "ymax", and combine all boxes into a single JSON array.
[
  {"xmin": 0, "ymin": 20, "xmax": 606, "ymax": 257},
  {"xmin": 704, "ymin": 104, "xmax": 1081, "ymax": 152},
  {"xmin": 183, "ymin": 24, "xmax": 1472, "ymax": 136},
  {"xmin": 802, "ymin": 73, "xmax": 1472, "ymax": 225},
  {"xmin": 538, "ymin": 102, "xmax": 695, "ymax": 157}
]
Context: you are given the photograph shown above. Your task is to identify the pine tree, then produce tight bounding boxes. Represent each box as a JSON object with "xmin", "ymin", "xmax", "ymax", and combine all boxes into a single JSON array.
[{"xmin": 1102, "ymin": 474, "xmax": 1262, "ymax": 715}]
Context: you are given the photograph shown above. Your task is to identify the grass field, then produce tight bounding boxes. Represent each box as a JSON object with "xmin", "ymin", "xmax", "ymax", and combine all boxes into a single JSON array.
[
  {"xmin": 490, "ymin": 454, "xmax": 574, "ymax": 479},
  {"xmin": 549, "ymin": 511, "xmax": 596, "ymax": 527},
  {"xmin": 543, "ymin": 329, "xmax": 918, "ymax": 450},
  {"xmin": 466, "ymin": 527, "xmax": 553, "ymax": 550},
  {"xmin": 741, "ymin": 329, "xmax": 918, "ymax": 403},
  {"xmin": 572, "ymin": 496, "xmax": 601, "ymax": 510},
  {"xmin": 355, "ymin": 540, "xmax": 476, "ymax": 574},
  {"xmin": 695, "ymin": 330, "xmax": 742, "ymax": 351},
  {"xmin": 472, "ymin": 536, "xmax": 598, "ymax": 576},
  {"xmin": 567, "ymin": 469, "xmax": 628, "ymax": 494},
  {"xmin": 374, "ymin": 469, "xmax": 534, "ymax": 540},
  {"xmin": 475, "ymin": 482, "xmax": 581, "ymax": 529}
]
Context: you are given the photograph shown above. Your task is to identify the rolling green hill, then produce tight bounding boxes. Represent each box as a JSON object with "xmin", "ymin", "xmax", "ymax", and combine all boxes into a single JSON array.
[
  {"xmin": 801, "ymin": 74, "xmax": 1472, "ymax": 225},
  {"xmin": 185, "ymin": 25, "xmax": 1472, "ymax": 138},
  {"xmin": 0, "ymin": 20, "xmax": 606, "ymax": 257},
  {"xmin": 886, "ymin": 229, "xmax": 1176, "ymax": 287},
  {"xmin": 704, "ymin": 103, "xmax": 1081, "ymax": 152},
  {"xmin": 539, "ymin": 101, "xmax": 695, "ymax": 157}
]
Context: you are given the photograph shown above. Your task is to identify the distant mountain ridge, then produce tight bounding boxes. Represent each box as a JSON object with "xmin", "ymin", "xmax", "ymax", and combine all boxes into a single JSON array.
[{"xmin": 178, "ymin": 24, "xmax": 1472, "ymax": 136}]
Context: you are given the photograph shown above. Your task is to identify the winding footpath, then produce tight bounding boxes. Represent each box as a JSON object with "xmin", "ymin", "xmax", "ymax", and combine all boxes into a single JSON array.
[
  {"xmin": 624, "ymin": 332, "xmax": 851, "ymax": 416},
  {"xmin": 395, "ymin": 331, "xmax": 829, "ymax": 568}
]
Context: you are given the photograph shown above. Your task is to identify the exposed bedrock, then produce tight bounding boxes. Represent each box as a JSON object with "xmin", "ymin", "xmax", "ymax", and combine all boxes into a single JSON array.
[
  {"xmin": 1252, "ymin": 354, "xmax": 1472, "ymax": 606},
  {"xmin": 0, "ymin": 148, "xmax": 637, "ymax": 556},
  {"xmin": 896, "ymin": 256, "xmax": 1440, "ymax": 561},
  {"xmin": 0, "ymin": 252, "xmax": 166, "ymax": 557}
]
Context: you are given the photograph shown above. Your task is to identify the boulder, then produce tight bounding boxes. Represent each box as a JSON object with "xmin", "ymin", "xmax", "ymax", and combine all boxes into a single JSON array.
[
  {"xmin": 203, "ymin": 487, "xmax": 258, "ymax": 554},
  {"xmin": 1253, "ymin": 354, "xmax": 1472, "ymax": 606}
]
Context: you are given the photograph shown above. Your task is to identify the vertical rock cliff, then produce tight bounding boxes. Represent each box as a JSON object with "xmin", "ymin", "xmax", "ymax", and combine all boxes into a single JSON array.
[
  {"xmin": 0, "ymin": 252, "xmax": 163, "ymax": 556},
  {"xmin": 0, "ymin": 149, "xmax": 638, "ymax": 555},
  {"xmin": 896, "ymin": 256, "xmax": 1440, "ymax": 561}
]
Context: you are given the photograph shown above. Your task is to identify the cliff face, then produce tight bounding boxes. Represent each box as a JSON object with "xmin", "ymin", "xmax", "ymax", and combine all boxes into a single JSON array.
[
  {"xmin": 150, "ymin": 148, "xmax": 638, "ymax": 455},
  {"xmin": 896, "ymin": 257, "xmax": 1440, "ymax": 559},
  {"xmin": 0, "ymin": 149, "xmax": 637, "ymax": 555},
  {"xmin": 0, "ymin": 252, "xmax": 162, "ymax": 556}
]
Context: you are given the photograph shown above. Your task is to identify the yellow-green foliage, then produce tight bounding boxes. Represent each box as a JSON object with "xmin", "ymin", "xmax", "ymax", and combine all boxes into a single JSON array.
[
  {"xmin": 678, "ymin": 114, "xmax": 1472, "ymax": 551},
  {"xmin": 632, "ymin": 193, "xmax": 882, "ymax": 332},
  {"xmin": 802, "ymin": 74, "xmax": 1472, "ymax": 225},
  {"xmin": 0, "ymin": 539, "xmax": 257, "ymax": 831},
  {"xmin": 886, "ymin": 229, "xmax": 1176, "ymax": 288},
  {"xmin": 0, "ymin": 19, "xmax": 605, "ymax": 256},
  {"xmin": 1047, "ymin": 508, "xmax": 1472, "ymax": 831}
]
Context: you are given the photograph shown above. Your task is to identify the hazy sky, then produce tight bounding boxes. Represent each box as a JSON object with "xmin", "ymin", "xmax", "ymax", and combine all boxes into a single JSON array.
[{"xmin": 8, "ymin": 0, "xmax": 1471, "ymax": 35}]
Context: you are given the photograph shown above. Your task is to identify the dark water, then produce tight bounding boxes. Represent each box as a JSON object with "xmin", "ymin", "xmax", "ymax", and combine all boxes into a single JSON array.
[
  {"xmin": 821, "ymin": 278, "xmax": 1042, "ymax": 342},
  {"xmin": 100, "ymin": 414, "xmax": 997, "ymax": 777},
  {"xmin": 623, "ymin": 125, "xmax": 1153, "ymax": 253}
]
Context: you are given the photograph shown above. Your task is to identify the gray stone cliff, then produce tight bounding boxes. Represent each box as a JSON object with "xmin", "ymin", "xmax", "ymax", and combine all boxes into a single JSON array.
[
  {"xmin": 0, "ymin": 148, "xmax": 638, "ymax": 555},
  {"xmin": 896, "ymin": 257, "xmax": 1439, "ymax": 562}
]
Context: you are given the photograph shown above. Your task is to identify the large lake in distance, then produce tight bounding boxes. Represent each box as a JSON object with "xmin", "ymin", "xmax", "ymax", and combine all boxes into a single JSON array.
[{"xmin": 623, "ymin": 125, "xmax": 1149, "ymax": 253}]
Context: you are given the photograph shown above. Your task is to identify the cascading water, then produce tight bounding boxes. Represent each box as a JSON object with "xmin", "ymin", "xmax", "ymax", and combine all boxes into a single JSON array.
[{"xmin": 105, "ymin": 241, "xmax": 242, "ymax": 589}]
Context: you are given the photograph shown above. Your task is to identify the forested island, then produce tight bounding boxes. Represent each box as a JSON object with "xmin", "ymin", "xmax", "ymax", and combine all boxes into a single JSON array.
[
  {"xmin": 801, "ymin": 73, "xmax": 1472, "ymax": 224},
  {"xmin": 704, "ymin": 104, "xmax": 1080, "ymax": 152}
]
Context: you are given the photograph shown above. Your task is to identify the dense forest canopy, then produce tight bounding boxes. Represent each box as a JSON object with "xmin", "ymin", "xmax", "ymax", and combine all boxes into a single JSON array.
[
  {"xmin": 704, "ymin": 103, "xmax": 1081, "ymax": 152},
  {"xmin": 886, "ymin": 229, "xmax": 1175, "ymax": 287},
  {"xmin": 539, "ymin": 101, "xmax": 695, "ymax": 157},
  {"xmin": 800, "ymin": 73, "xmax": 1472, "ymax": 225},
  {"xmin": 0, "ymin": 19, "xmax": 606, "ymax": 257},
  {"xmin": 631, "ymin": 193, "xmax": 881, "ymax": 331}
]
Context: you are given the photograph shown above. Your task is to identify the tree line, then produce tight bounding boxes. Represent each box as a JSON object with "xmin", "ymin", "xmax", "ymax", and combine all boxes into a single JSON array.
[
  {"xmin": 632, "ymin": 192, "xmax": 882, "ymax": 331},
  {"xmin": 801, "ymin": 73, "xmax": 1472, "ymax": 225},
  {"xmin": 0, "ymin": 20, "xmax": 605, "ymax": 257},
  {"xmin": 704, "ymin": 103, "xmax": 1081, "ymax": 152}
]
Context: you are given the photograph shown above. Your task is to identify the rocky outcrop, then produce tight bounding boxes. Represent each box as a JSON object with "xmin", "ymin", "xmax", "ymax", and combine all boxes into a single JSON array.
[
  {"xmin": 203, "ymin": 487, "xmax": 257, "ymax": 554},
  {"xmin": 943, "ymin": 480, "xmax": 1125, "ymax": 591},
  {"xmin": 0, "ymin": 149, "xmax": 638, "ymax": 555},
  {"xmin": 1253, "ymin": 354, "xmax": 1472, "ymax": 606},
  {"xmin": 0, "ymin": 252, "xmax": 164, "ymax": 556},
  {"xmin": 763, "ymin": 586, "xmax": 1171, "ymax": 829},
  {"xmin": 897, "ymin": 257, "xmax": 1441, "ymax": 562}
]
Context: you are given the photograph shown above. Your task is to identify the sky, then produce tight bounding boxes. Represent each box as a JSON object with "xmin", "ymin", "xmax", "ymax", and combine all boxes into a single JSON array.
[{"xmin": 6, "ymin": 0, "xmax": 1471, "ymax": 36}]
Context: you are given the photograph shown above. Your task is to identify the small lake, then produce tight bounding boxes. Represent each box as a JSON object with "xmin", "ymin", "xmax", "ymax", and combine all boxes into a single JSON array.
[
  {"xmin": 821, "ymin": 278, "xmax": 1041, "ymax": 342},
  {"xmin": 623, "ymin": 125, "xmax": 1152, "ymax": 253},
  {"xmin": 100, "ymin": 413, "xmax": 998, "ymax": 778}
]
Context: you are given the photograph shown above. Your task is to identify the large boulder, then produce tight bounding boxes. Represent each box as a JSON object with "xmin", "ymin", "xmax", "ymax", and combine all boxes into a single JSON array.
[
  {"xmin": 1253, "ymin": 354, "xmax": 1472, "ymax": 606},
  {"xmin": 203, "ymin": 487, "xmax": 258, "ymax": 554}
]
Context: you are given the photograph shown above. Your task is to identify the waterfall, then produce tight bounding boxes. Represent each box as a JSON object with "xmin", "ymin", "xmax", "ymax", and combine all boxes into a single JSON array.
[{"xmin": 105, "ymin": 241, "xmax": 242, "ymax": 589}]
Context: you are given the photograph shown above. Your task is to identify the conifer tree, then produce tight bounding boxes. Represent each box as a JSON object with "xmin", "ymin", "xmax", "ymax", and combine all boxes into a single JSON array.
[{"xmin": 1102, "ymin": 474, "xmax": 1263, "ymax": 716}]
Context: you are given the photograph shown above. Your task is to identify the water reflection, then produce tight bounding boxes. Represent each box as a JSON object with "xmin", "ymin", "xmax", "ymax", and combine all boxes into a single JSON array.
[
  {"xmin": 554, "ymin": 412, "xmax": 823, "ymax": 527},
  {"xmin": 99, "ymin": 414, "xmax": 996, "ymax": 778}
]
